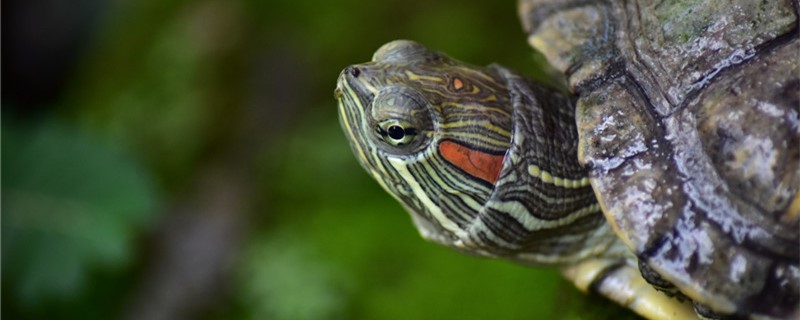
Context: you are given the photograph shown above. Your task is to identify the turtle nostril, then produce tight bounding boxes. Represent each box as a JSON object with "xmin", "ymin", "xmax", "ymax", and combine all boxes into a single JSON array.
[{"xmin": 349, "ymin": 66, "xmax": 361, "ymax": 78}]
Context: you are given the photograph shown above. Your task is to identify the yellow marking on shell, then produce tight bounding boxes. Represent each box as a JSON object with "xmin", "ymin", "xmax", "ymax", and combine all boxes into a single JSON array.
[
  {"xmin": 405, "ymin": 70, "xmax": 443, "ymax": 82},
  {"xmin": 561, "ymin": 258, "xmax": 620, "ymax": 292},
  {"xmin": 649, "ymin": 262, "xmax": 737, "ymax": 315},
  {"xmin": 783, "ymin": 191, "xmax": 800, "ymax": 222},
  {"xmin": 528, "ymin": 165, "xmax": 590, "ymax": 188},
  {"xmin": 561, "ymin": 258, "xmax": 696, "ymax": 320},
  {"xmin": 528, "ymin": 36, "xmax": 547, "ymax": 56},
  {"xmin": 591, "ymin": 181, "xmax": 636, "ymax": 252},
  {"xmin": 577, "ymin": 133, "xmax": 588, "ymax": 165}
]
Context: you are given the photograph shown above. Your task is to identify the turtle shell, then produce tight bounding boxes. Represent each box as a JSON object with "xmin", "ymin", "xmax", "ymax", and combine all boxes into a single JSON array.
[{"xmin": 519, "ymin": 0, "xmax": 800, "ymax": 318}]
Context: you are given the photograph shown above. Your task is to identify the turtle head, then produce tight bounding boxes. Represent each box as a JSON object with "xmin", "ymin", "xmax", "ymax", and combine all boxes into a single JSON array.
[{"xmin": 335, "ymin": 40, "xmax": 514, "ymax": 245}]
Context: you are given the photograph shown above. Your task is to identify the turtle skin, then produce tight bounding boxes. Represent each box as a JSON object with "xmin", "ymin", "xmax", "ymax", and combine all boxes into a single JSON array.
[{"xmin": 519, "ymin": 0, "xmax": 800, "ymax": 318}]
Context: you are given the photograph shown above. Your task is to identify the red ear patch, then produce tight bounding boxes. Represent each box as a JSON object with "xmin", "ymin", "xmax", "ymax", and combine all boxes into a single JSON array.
[{"xmin": 438, "ymin": 140, "xmax": 505, "ymax": 184}]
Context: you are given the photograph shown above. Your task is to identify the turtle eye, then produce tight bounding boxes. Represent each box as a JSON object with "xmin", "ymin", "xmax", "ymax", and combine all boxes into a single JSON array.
[
  {"xmin": 376, "ymin": 120, "xmax": 417, "ymax": 146},
  {"xmin": 369, "ymin": 86, "xmax": 432, "ymax": 153}
]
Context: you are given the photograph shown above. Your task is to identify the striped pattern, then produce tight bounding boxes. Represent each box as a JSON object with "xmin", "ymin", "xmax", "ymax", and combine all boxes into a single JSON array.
[{"xmin": 336, "ymin": 40, "xmax": 616, "ymax": 265}]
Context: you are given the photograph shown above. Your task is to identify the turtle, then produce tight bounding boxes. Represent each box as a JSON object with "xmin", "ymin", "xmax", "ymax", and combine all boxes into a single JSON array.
[{"xmin": 334, "ymin": 0, "xmax": 800, "ymax": 319}]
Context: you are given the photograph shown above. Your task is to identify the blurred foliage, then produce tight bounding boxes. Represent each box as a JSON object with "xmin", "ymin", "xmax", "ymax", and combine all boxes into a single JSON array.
[
  {"xmin": 3, "ymin": 0, "xmax": 638, "ymax": 319},
  {"xmin": 69, "ymin": 0, "xmax": 245, "ymax": 192},
  {"xmin": 2, "ymin": 119, "xmax": 156, "ymax": 317}
]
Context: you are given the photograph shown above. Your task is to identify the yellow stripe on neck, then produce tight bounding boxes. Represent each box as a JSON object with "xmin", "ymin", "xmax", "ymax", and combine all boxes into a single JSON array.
[
  {"xmin": 528, "ymin": 165, "xmax": 590, "ymax": 188},
  {"xmin": 405, "ymin": 70, "xmax": 443, "ymax": 82}
]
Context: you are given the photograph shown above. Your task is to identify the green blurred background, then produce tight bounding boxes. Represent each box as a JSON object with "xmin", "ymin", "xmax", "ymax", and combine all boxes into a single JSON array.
[{"xmin": 2, "ymin": 0, "xmax": 639, "ymax": 319}]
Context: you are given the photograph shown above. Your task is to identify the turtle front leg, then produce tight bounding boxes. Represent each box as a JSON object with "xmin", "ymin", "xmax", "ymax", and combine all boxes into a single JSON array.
[{"xmin": 561, "ymin": 252, "xmax": 696, "ymax": 320}]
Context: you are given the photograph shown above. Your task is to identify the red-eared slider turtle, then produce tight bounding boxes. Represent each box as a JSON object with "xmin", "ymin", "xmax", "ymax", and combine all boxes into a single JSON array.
[{"xmin": 335, "ymin": 0, "xmax": 800, "ymax": 319}]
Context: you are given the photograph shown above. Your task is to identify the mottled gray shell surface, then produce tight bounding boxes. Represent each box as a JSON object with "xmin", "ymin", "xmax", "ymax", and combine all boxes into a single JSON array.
[{"xmin": 519, "ymin": 0, "xmax": 799, "ymax": 317}]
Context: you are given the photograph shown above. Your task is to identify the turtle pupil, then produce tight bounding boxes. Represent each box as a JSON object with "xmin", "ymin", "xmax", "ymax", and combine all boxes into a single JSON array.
[{"xmin": 387, "ymin": 125, "xmax": 405, "ymax": 140}]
